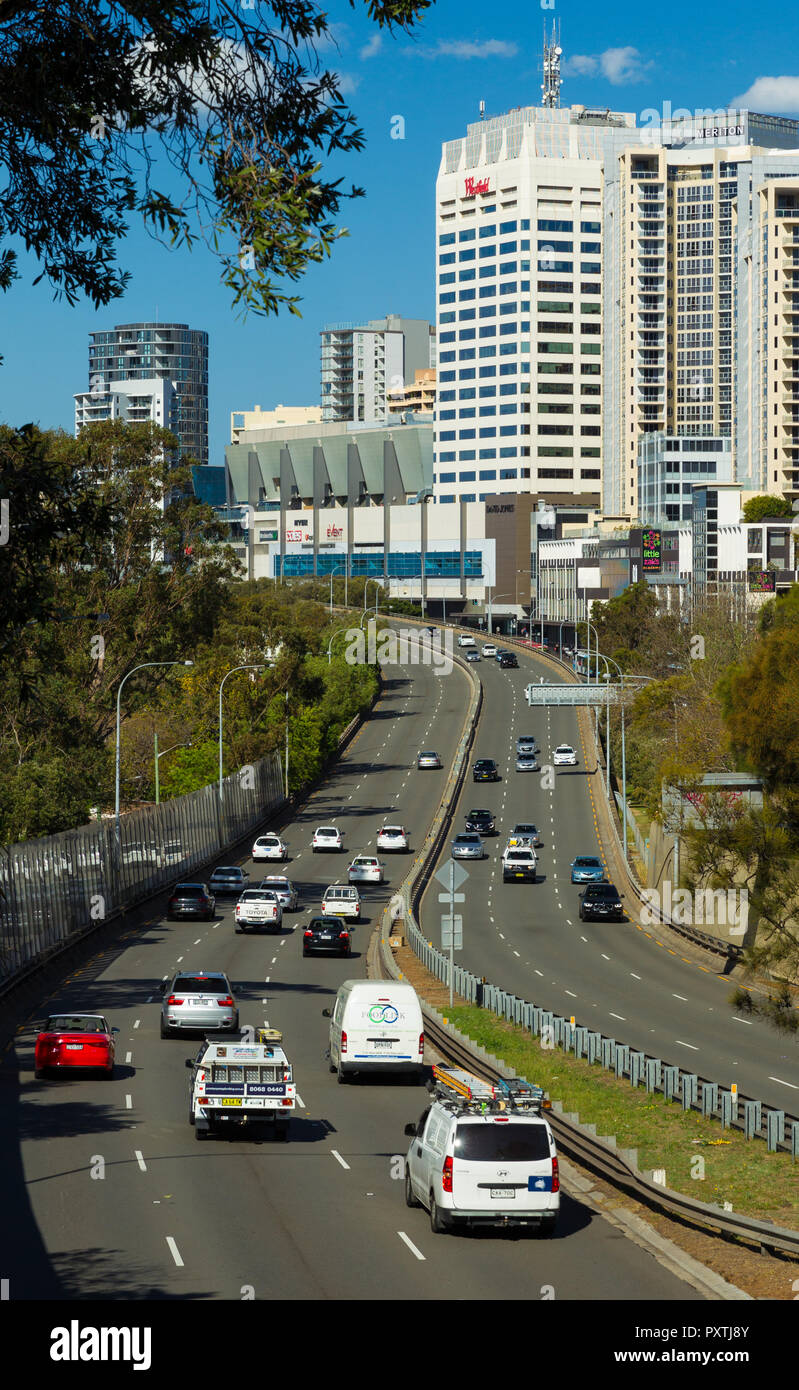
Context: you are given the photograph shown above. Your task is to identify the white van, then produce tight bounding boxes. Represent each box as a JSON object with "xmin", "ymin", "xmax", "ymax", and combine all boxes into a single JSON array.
[
  {"xmin": 457, "ymin": 633, "xmax": 476, "ymax": 648},
  {"xmin": 322, "ymin": 981, "xmax": 425, "ymax": 1084},
  {"xmin": 404, "ymin": 1071, "xmax": 559, "ymax": 1235}
]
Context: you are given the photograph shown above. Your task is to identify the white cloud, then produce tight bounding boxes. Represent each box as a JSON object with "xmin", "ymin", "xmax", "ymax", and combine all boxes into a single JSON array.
[
  {"xmin": 410, "ymin": 38, "xmax": 518, "ymax": 61},
  {"xmin": 564, "ymin": 46, "xmax": 652, "ymax": 86},
  {"xmin": 359, "ymin": 34, "xmax": 382, "ymax": 60},
  {"xmin": 335, "ymin": 72, "xmax": 360, "ymax": 96},
  {"xmin": 730, "ymin": 75, "xmax": 799, "ymax": 113}
]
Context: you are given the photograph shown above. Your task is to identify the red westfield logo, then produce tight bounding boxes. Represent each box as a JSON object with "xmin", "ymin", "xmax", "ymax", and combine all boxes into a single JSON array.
[{"xmin": 464, "ymin": 176, "xmax": 490, "ymax": 197}]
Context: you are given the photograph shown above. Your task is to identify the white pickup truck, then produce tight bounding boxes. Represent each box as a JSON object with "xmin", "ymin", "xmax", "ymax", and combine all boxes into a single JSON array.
[
  {"xmin": 234, "ymin": 889, "xmax": 283, "ymax": 933},
  {"xmin": 186, "ymin": 1030, "xmax": 295, "ymax": 1140}
]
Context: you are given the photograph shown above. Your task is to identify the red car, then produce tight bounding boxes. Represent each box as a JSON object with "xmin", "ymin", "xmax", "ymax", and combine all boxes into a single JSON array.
[{"xmin": 35, "ymin": 1013, "xmax": 117, "ymax": 1079}]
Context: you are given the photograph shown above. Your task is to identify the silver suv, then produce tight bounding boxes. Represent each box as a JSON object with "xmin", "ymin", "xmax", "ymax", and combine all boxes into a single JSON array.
[{"xmin": 160, "ymin": 971, "xmax": 239, "ymax": 1038}]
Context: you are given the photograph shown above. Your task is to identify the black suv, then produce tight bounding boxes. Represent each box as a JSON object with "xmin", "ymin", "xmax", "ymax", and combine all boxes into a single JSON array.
[
  {"xmin": 498, "ymin": 652, "xmax": 518, "ymax": 668},
  {"xmin": 578, "ymin": 883, "xmax": 625, "ymax": 922},
  {"xmin": 465, "ymin": 809, "xmax": 496, "ymax": 835},
  {"xmin": 473, "ymin": 759, "xmax": 500, "ymax": 783},
  {"xmin": 303, "ymin": 915, "xmax": 352, "ymax": 957}
]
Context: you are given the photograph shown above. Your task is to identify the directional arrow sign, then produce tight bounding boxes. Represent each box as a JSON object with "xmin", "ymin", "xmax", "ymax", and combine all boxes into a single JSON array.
[{"xmin": 434, "ymin": 860, "xmax": 469, "ymax": 893}]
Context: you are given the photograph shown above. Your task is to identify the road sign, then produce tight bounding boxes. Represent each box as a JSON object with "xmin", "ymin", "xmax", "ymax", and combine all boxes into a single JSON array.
[
  {"xmin": 438, "ymin": 892, "xmax": 465, "ymax": 903},
  {"xmin": 434, "ymin": 859, "xmax": 469, "ymax": 892},
  {"xmin": 441, "ymin": 915, "xmax": 463, "ymax": 949},
  {"xmin": 525, "ymin": 683, "xmax": 624, "ymax": 707}
]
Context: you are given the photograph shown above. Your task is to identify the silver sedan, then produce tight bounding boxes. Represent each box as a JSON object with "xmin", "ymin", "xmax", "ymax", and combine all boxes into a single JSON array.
[{"xmin": 451, "ymin": 832, "xmax": 485, "ymax": 860}]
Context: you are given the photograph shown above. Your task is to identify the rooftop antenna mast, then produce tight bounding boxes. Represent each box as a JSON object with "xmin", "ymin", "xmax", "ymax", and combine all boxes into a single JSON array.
[{"xmin": 541, "ymin": 19, "xmax": 562, "ymax": 108}]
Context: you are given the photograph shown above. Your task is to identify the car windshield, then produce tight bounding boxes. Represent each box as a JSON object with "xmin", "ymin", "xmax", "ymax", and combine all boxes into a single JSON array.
[
  {"xmin": 173, "ymin": 976, "xmax": 229, "ymax": 993},
  {"xmin": 586, "ymin": 885, "xmax": 619, "ymax": 899},
  {"xmin": 456, "ymin": 835, "xmax": 480, "ymax": 844},
  {"xmin": 353, "ymin": 859, "xmax": 377, "ymax": 866},
  {"xmin": 468, "ymin": 810, "xmax": 491, "ymax": 819},
  {"xmin": 173, "ymin": 884, "xmax": 206, "ymax": 896},
  {"xmin": 556, "ymin": 747, "xmax": 573, "ymax": 754},
  {"xmin": 514, "ymin": 826, "xmax": 536, "ymax": 833},
  {"xmin": 213, "ymin": 868, "xmax": 242, "ymax": 878},
  {"xmin": 475, "ymin": 761, "xmax": 494, "ymax": 770},
  {"xmin": 45, "ymin": 1016, "xmax": 106, "ymax": 1033},
  {"xmin": 575, "ymin": 858, "xmax": 601, "ymax": 868},
  {"xmin": 264, "ymin": 878, "xmax": 289, "ymax": 887},
  {"xmin": 317, "ymin": 828, "xmax": 337, "ymax": 836},
  {"xmin": 454, "ymin": 1121, "xmax": 550, "ymax": 1162},
  {"xmin": 381, "ymin": 827, "xmax": 403, "ymax": 835},
  {"xmin": 309, "ymin": 918, "xmax": 343, "ymax": 930},
  {"xmin": 240, "ymin": 890, "xmax": 277, "ymax": 901}
]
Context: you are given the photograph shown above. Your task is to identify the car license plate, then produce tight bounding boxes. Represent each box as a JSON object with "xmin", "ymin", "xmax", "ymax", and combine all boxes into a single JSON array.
[
  {"xmin": 220, "ymin": 1098, "xmax": 242, "ymax": 1106},
  {"xmin": 373, "ymin": 1040, "xmax": 393, "ymax": 1049},
  {"xmin": 515, "ymin": 872, "xmax": 524, "ymax": 878},
  {"xmin": 66, "ymin": 1044, "xmax": 83, "ymax": 1050},
  {"xmin": 490, "ymin": 1187, "xmax": 514, "ymax": 1198}
]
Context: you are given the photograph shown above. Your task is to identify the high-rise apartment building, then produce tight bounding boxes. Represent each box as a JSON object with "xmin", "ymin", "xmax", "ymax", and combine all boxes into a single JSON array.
[
  {"xmin": 74, "ymin": 322, "xmax": 209, "ymax": 464},
  {"xmin": 320, "ymin": 315, "xmax": 435, "ymax": 424},
  {"xmin": 603, "ymin": 113, "xmax": 799, "ymax": 517},
  {"xmin": 433, "ymin": 103, "xmax": 639, "ymax": 506}
]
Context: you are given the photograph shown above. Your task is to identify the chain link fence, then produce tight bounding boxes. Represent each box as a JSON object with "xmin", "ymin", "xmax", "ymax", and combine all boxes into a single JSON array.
[{"xmin": 0, "ymin": 753, "xmax": 284, "ymax": 986}]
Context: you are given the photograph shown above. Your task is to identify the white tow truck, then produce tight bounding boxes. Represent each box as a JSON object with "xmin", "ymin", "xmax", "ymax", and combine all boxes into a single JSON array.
[{"xmin": 186, "ymin": 1029, "xmax": 296, "ymax": 1140}]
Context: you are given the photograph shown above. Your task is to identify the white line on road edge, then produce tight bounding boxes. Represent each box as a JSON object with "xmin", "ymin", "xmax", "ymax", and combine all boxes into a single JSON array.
[
  {"xmin": 166, "ymin": 1237, "xmax": 184, "ymax": 1268},
  {"xmin": 732, "ymin": 1017, "xmax": 752, "ymax": 1025},
  {"xmin": 295, "ymin": 1093, "xmax": 305, "ymax": 1108},
  {"xmin": 330, "ymin": 1149, "xmax": 350, "ymax": 1170},
  {"xmin": 135, "ymin": 1150, "xmax": 147, "ymax": 1171},
  {"xmin": 126, "ymin": 1095, "xmax": 133, "ymax": 1109},
  {"xmin": 769, "ymin": 1075, "xmax": 799, "ymax": 1089},
  {"xmin": 397, "ymin": 1231, "xmax": 426, "ymax": 1261},
  {"xmin": 676, "ymin": 1040, "xmax": 699, "ymax": 1050}
]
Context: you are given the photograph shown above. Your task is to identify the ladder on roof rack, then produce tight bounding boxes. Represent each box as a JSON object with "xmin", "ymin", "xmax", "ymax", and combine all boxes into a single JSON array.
[{"xmin": 431, "ymin": 1064, "xmax": 550, "ymax": 1113}]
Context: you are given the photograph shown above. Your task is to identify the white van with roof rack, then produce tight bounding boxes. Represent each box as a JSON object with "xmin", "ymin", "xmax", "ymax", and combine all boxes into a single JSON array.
[{"xmin": 403, "ymin": 1065, "xmax": 559, "ymax": 1235}]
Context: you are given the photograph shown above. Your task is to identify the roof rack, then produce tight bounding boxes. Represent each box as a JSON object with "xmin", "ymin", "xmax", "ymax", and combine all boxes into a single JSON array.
[
  {"xmin": 255, "ymin": 1027, "xmax": 283, "ymax": 1044},
  {"xmin": 429, "ymin": 1065, "xmax": 550, "ymax": 1114}
]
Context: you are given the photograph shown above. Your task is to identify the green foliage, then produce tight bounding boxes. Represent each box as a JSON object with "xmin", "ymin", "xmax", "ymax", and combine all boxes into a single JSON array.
[
  {"xmin": 741, "ymin": 494, "xmax": 793, "ymax": 522},
  {"xmin": 160, "ymin": 742, "xmax": 219, "ymax": 799},
  {"xmin": 0, "ymin": 0, "xmax": 430, "ymax": 326}
]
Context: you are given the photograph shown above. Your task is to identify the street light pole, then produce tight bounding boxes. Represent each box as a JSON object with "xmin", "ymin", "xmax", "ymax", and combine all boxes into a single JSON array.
[
  {"xmin": 116, "ymin": 661, "xmax": 193, "ymax": 842},
  {"xmin": 218, "ymin": 664, "xmax": 267, "ymax": 830}
]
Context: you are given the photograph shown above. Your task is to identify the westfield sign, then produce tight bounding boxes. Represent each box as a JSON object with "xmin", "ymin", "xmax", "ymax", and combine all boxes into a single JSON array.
[{"xmin": 464, "ymin": 176, "xmax": 490, "ymax": 198}]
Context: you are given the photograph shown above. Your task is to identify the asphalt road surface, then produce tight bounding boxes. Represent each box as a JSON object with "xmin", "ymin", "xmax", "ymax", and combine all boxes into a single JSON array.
[{"xmin": 3, "ymin": 653, "xmax": 701, "ymax": 1300}]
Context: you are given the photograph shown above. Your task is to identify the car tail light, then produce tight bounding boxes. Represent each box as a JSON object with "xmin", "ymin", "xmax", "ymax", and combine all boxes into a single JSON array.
[
  {"xmin": 198, "ymin": 1097, "xmax": 209, "ymax": 1106},
  {"xmin": 217, "ymin": 996, "xmax": 234, "ymax": 1007},
  {"xmin": 339, "ymin": 930, "xmax": 349, "ymax": 939},
  {"xmin": 304, "ymin": 929, "xmax": 312, "ymax": 938},
  {"xmin": 552, "ymin": 1156, "xmax": 560, "ymax": 1193},
  {"xmin": 167, "ymin": 996, "xmax": 184, "ymax": 1005},
  {"xmin": 281, "ymin": 1099, "xmax": 292, "ymax": 1107},
  {"xmin": 341, "ymin": 1030, "xmax": 347, "ymax": 1055},
  {"xmin": 235, "ymin": 905, "xmax": 241, "ymax": 916},
  {"xmin": 418, "ymin": 1032, "xmax": 424, "ymax": 1057},
  {"xmin": 442, "ymin": 1156, "xmax": 453, "ymax": 1193}
]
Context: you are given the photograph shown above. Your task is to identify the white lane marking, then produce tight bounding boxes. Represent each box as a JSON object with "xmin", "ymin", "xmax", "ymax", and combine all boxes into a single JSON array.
[
  {"xmin": 271, "ymin": 957, "xmax": 277, "ymax": 965},
  {"xmin": 672, "ymin": 994, "xmax": 688, "ymax": 1002},
  {"xmin": 732, "ymin": 1017, "xmax": 752, "ymax": 1026},
  {"xmin": 331, "ymin": 1149, "xmax": 350, "ymax": 1170},
  {"xmin": 769, "ymin": 1075, "xmax": 799, "ymax": 1090},
  {"xmin": 398, "ymin": 1231, "xmax": 426, "ymax": 1262},
  {"xmin": 609, "ymin": 1012, "xmax": 626, "ymax": 1021},
  {"xmin": 498, "ymin": 932, "xmax": 505, "ymax": 940},
  {"xmin": 125, "ymin": 1095, "xmax": 133, "ymax": 1109},
  {"xmin": 166, "ymin": 1237, "xmax": 184, "ymax": 1268},
  {"xmin": 145, "ymin": 996, "xmax": 153, "ymax": 1003},
  {"xmin": 265, "ymin": 977, "xmax": 270, "ymax": 983},
  {"xmin": 125, "ymin": 1052, "xmax": 132, "ymax": 1064},
  {"xmin": 133, "ymin": 1020, "xmax": 141, "ymax": 1029},
  {"xmin": 513, "ymin": 950, "xmax": 520, "ymax": 957},
  {"xmin": 630, "ymin": 973, "xmax": 641, "ymax": 980},
  {"xmin": 566, "ymin": 919, "xmax": 572, "ymax": 926},
  {"xmin": 601, "ymin": 954, "xmax": 610, "ymax": 961},
  {"xmin": 565, "ymin": 989, "xmax": 577, "ymax": 998},
  {"xmin": 675, "ymin": 1040, "xmax": 699, "ymax": 1051},
  {"xmin": 194, "ymin": 939, "xmax": 201, "ymax": 945},
  {"xmin": 295, "ymin": 1093, "xmax": 305, "ymax": 1108},
  {"xmin": 580, "ymin": 935, "xmax": 588, "ymax": 942},
  {"xmin": 535, "ymin": 969, "xmax": 543, "ymax": 977},
  {"xmin": 135, "ymin": 1150, "xmax": 147, "ymax": 1171},
  {"xmin": 176, "ymin": 956, "xmax": 184, "ymax": 963}
]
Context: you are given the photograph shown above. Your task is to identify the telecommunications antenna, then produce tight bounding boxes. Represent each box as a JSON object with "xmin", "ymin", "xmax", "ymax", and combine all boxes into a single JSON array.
[{"xmin": 541, "ymin": 19, "xmax": 562, "ymax": 109}]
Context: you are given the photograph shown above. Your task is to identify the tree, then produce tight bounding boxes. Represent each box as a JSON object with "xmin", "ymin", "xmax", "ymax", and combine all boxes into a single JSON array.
[
  {"xmin": 741, "ymin": 494, "xmax": 793, "ymax": 522},
  {"xmin": 0, "ymin": 0, "xmax": 430, "ymax": 328}
]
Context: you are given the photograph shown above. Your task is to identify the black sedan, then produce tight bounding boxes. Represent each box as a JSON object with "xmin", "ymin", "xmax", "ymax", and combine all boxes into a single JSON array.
[
  {"xmin": 465, "ymin": 809, "xmax": 496, "ymax": 835},
  {"xmin": 578, "ymin": 883, "xmax": 625, "ymax": 922},
  {"xmin": 167, "ymin": 883, "xmax": 216, "ymax": 921},
  {"xmin": 473, "ymin": 759, "xmax": 500, "ymax": 783},
  {"xmin": 303, "ymin": 915, "xmax": 352, "ymax": 957}
]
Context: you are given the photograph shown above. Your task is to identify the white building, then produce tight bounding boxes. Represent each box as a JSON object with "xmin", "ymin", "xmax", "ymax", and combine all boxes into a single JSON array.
[
  {"xmin": 230, "ymin": 403, "xmax": 322, "ymax": 445},
  {"xmin": 74, "ymin": 377, "xmax": 176, "ymax": 436},
  {"xmin": 320, "ymin": 315, "xmax": 435, "ymax": 425},
  {"xmin": 434, "ymin": 103, "xmax": 639, "ymax": 507}
]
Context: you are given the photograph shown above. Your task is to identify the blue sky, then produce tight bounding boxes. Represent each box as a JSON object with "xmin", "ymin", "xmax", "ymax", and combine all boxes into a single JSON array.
[{"xmin": 3, "ymin": 0, "xmax": 799, "ymax": 465}]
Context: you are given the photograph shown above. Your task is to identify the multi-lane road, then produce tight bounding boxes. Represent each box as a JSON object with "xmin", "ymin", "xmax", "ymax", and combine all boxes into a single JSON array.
[
  {"xmin": 2, "ymin": 648, "xmax": 706, "ymax": 1300},
  {"xmin": 420, "ymin": 646, "xmax": 799, "ymax": 1117}
]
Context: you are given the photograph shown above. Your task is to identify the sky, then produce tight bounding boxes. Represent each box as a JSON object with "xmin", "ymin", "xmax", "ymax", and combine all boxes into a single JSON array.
[{"xmin": 4, "ymin": 0, "xmax": 799, "ymax": 467}]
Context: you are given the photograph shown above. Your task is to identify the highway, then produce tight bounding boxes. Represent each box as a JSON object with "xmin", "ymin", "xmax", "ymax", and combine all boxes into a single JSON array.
[
  {"xmin": 420, "ymin": 645, "xmax": 799, "ymax": 1117},
  {"xmin": 2, "ymin": 650, "xmax": 699, "ymax": 1301}
]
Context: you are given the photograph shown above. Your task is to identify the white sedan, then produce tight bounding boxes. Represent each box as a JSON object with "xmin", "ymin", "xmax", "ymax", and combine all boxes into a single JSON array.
[
  {"xmin": 252, "ymin": 833, "xmax": 288, "ymax": 862},
  {"xmin": 376, "ymin": 825, "xmax": 409, "ymax": 853},
  {"xmin": 313, "ymin": 826, "xmax": 343, "ymax": 852},
  {"xmin": 347, "ymin": 856, "xmax": 384, "ymax": 884},
  {"xmin": 553, "ymin": 745, "xmax": 578, "ymax": 767}
]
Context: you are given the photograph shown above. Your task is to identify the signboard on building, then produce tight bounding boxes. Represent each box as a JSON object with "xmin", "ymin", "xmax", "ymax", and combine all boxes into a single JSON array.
[
  {"xmin": 641, "ymin": 528, "xmax": 662, "ymax": 573},
  {"xmin": 748, "ymin": 570, "xmax": 776, "ymax": 592},
  {"xmin": 258, "ymin": 529, "xmax": 278, "ymax": 542},
  {"xmin": 464, "ymin": 176, "xmax": 491, "ymax": 198},
  {"xmin": 285, "ymin": 517, "xmax": 312, "ymax": 544}
]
